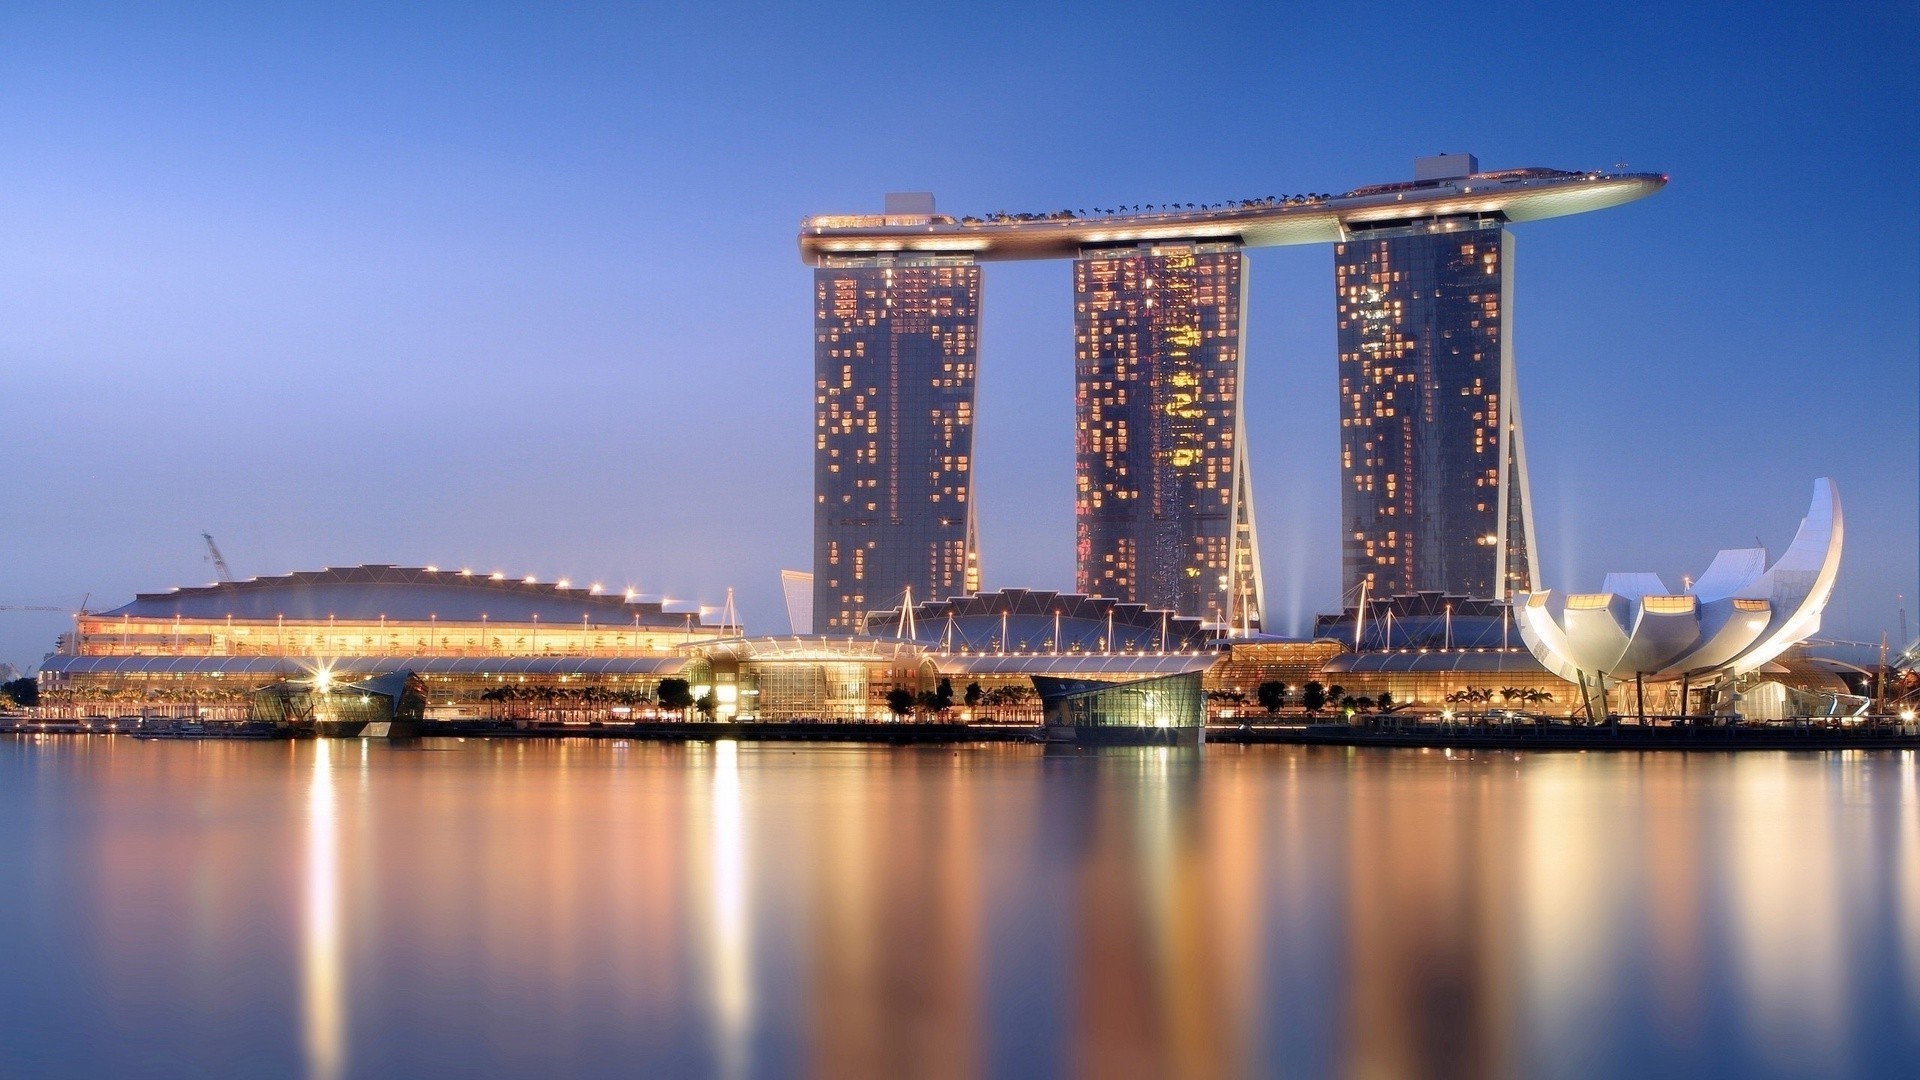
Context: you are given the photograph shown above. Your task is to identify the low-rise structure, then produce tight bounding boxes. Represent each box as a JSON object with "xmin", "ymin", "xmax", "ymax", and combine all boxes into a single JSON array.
[{"xmin": 38, "ymin": 565, "xmax": 729, "ymax": 721}]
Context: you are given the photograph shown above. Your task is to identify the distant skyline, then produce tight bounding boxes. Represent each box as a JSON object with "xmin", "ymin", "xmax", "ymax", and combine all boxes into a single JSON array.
[{"xmin": 1, "ymin": 1, "xmax": 1915, "ymax": 668}]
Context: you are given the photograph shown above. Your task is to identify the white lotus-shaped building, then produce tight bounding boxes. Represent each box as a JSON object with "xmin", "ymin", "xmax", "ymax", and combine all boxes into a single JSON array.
[{"xmin": 1517, "ymin": 479, "xmax": 1842, "ymax": 685}]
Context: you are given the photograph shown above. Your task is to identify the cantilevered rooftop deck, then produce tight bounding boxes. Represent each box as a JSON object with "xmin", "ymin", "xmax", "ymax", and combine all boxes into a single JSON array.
[{"xmin": 798, "ymin": 166, "xmax": 1664, "ymax": 264}]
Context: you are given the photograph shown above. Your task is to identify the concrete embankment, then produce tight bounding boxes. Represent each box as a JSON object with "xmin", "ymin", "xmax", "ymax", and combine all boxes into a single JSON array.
[
  {"xmin": 11, "ymin": 715, "xmax": 1918, "ymax": 750},
  {"xmin": 1209, "ymin": 721, "xmax": 1920, "ymax": 751},
  {"xmin": 439, "ymin": 720, "xmax": 1044, "ymax": 744}
]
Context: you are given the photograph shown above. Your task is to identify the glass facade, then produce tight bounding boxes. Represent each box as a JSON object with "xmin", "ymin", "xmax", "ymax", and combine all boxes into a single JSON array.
[
  {"xmin": 1336, "ymin": 217, "xmax": 1536, "ymax": 601},
  {"xmin": 250, "ymin": 673, "xmax": 426, "ymax": 729},
  {"xmin": 813, "ymin": 255, "xmax": 982, "ymax": 633},
  {"xmin": 71, "ymin": 616, "xmax": 708, "ymax": 658},
  {"xmin": 1038, "ymin": 672, "xmax": 1205, "ymax": 730},
  {"xmin": 1073, "ymin": 243, "xmax": 1262, "ymax": 631}
]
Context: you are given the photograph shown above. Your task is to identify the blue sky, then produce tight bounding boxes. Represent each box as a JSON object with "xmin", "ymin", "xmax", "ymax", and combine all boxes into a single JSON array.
[{"xmin": 1, "ymin": 1, "xmax": 1914, "ymax": 668}]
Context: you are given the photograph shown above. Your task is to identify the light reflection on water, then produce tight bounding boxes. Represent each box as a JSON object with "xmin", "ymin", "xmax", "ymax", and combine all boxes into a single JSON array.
[
  {"xmin": 0, "ymin": 739, "xmax": 1915, "ymax": 1078},
  {"xmin": 305, "ymin": 738, "xmax": 343, "ymax": 1080},
  {"xmin": 708, "ymin": 740, "xmax": 751, "ymax": 1079}
]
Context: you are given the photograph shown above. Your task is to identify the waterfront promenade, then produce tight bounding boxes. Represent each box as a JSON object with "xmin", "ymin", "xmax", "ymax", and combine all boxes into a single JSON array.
[{"xmin": 7, "ymin": 712, "xmax": 1918, "ymax": 750}]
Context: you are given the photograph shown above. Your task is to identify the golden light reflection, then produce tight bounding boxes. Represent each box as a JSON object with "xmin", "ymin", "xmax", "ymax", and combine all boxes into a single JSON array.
[
  {"xmin": 709, "ymin": 740, "xmax": 751, "ymax": 1079},
  {"xmin": 1343, "ymin": 750, "xmax": 1517, "ymax": 1078},
  {"xmin": 1899, "ymin": 752, "xmax": 1920, "ymax": 1008},
  {"xmin": 303, "ymin": 740, "xmax": 344, "ymax": 1080},
  {"xmin": 1521, "ymin": 755, "xmax": 1627, "ymax": 1039},
  {"xmin": 1728, "ymin": 753, "xmax": 1846, "ymax": 1072}
]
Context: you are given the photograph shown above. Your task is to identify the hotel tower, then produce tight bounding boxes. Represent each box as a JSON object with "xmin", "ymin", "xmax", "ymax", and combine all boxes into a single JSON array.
[
  {"xmin": 812, "ymin": 195, "xmax": 981, "ymax": 631},
  {"xmin": 1074, "ymin": 243, "xmax": 1262, "ymax": 629},
  {"xmin": 1336, "ymin": 154, "xmax": 1535, "ymax": 600}
]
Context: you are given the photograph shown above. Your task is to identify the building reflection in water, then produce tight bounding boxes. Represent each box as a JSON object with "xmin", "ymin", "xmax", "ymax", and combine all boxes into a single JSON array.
[
  {"xmin": 16, "ymin": 739, "xmax": 1918, "ymax": 1077},
  {"xmin": 1728, "ymin": 753, "xmax": 1849, "ymax": 1073},
  {"xmin": 1341, "ymin": 749, "xmax": 1518, "ymax": 1078},
  {"xmin": 804, "ymin": 743, "xmax": 984, "ymax": 1077},
  {"xmin": 1903, "ymin": 752, "xmax": 1920, "ymax": 1007}
]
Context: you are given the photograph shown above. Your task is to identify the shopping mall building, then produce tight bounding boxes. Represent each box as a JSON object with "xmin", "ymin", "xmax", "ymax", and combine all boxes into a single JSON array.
[{"xmin": 36, "ymin": 568, "xmax": 1222, "ymax": 739}]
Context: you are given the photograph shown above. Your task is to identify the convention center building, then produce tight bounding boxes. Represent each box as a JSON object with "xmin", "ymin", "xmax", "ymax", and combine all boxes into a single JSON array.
[{"xmin": 37, "ymin": 565, "xmax": 730, "ymax": 722}]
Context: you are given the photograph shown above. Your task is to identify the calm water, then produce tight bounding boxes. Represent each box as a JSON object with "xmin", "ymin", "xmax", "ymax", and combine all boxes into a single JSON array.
[{"xmin": 0, "ymin": 738, "xmax": 1915, "ymax": 1079}]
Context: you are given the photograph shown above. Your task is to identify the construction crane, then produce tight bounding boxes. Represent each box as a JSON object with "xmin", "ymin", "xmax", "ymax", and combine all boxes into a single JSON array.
[
  {"xmin": 0, "ymin": 605, "xmax": 64, "ymax": 612},
  {"xmin": 201, "ymin": 532, "xmax": 235, "ymax": 583}
]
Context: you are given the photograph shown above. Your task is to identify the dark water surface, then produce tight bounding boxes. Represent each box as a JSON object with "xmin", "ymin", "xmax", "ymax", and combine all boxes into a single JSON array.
[{"xmin": 0, "ymin": 737, "xmax": 1915, "ymax": 1079}]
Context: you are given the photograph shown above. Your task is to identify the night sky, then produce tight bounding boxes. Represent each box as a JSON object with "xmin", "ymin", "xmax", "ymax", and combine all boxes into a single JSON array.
[{"xmin": 1, "ymin": 1, "xmax": 1914, "ymax": 669}]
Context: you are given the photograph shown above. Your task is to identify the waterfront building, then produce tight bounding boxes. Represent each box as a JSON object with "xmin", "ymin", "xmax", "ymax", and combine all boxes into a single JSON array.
[
  {"xmin": 869, "ymin": 588, "xmax": 1216, "ymax": 742},
  {"xmin": 1517, "ymin": 479, "xmax": 1847, "ymax": 718},
  {"xmin": 1074, "ymin": 244, "xmax": 1263, "ymax": 630},
  {"xmin": 800, "ymin": 158, "xmax": 1661, "ymax": 625},
  {"xmin": 812, "ymin": 195, "xmax": 982, "ymax": 633}
]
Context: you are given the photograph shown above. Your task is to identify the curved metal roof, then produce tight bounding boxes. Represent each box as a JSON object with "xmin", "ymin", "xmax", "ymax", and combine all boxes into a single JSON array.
[
  {"xmin": 885, "ymin": 589, "xmax": 1209, "ymax": 651},
  {"xmin": 692, "ymin": 636, "xmax": 929, "ymax": 664},
  {"xmin": 93, "ymin": 565, "xmax": 709, "ymax": 629},
  {"xmin": 940, "ymin": 653, "xmax": 1218, "ymax": 678},
  {"xmin": 1517, "ymin": 480, "xmax": 1844, "ymax": 682},
  {"xmin": 1321, "ymin": 649, "xmax": 1555, "ymax": 675},
  {"xmin": 800, "ymin": 168, "xmax": 1663, "ymax": 264}
]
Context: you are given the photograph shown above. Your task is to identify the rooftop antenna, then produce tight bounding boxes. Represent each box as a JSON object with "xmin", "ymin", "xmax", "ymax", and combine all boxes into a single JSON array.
[
  {"xmin": 201, "ymin": 533, "xmax": 235, "ymax": 583},
  {"xmin": 1899, "ymin": 594, "xmax": 1909, "ymax": 646}
]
